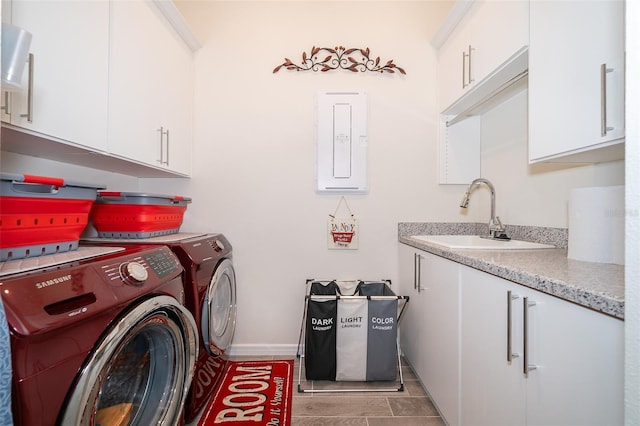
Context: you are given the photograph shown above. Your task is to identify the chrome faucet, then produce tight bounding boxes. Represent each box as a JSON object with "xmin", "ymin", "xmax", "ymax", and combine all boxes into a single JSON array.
[{"xmin": 460, "ymin": 178, "xmax": 510, "ymax": 240}]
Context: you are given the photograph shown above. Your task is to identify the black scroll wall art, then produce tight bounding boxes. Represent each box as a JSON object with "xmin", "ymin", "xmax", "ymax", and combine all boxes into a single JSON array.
[{"xmin": 273, "ymin": 46, "xmax": 406, "ymax": 75}]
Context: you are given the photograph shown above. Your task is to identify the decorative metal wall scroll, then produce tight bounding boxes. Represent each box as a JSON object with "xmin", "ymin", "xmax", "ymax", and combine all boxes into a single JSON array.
[{"xmin": 273, "ymin": 46, "xmax": 406, "ymax": 75}]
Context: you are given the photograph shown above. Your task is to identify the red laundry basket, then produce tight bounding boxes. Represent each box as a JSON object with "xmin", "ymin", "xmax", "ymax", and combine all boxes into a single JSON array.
[
  {"xmin": 1, "ymin": 173, "xmax": 105, "ymax": 261},
  {"xmin": 90, "ymin": 192, "xmax": 192, "ymax": 238}
]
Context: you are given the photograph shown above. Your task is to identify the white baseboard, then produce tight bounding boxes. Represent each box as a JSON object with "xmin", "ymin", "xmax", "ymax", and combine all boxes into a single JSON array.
[{"xmin": 227, "ymin": 343, "xmax": 299, "ymax": 357}]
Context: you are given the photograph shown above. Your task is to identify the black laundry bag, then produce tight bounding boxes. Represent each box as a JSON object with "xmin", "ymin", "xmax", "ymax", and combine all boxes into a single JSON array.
[
  {"xmin": 309, "ymin": 280, "xmax": 342, "ymax": 296},
  {"xmin": 304, "ymin": 296, "xmax": 337, "ymax": 380}
]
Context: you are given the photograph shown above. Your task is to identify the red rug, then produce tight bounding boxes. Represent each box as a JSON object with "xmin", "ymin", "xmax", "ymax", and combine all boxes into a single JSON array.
[{"xmin": 197, "ymin": 360, "xmax": 293, "ymax": 426}]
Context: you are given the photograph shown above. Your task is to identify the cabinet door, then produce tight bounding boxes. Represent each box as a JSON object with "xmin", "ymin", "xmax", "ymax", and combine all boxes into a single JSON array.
[
  {"xmin": 437, "ymin": 17, "xmax": 472, "ymax": 111},
  {"xmin": 155, "ymin": 20, "xmax": 193, "ymax": 176},
  {"xmin": 398, "ymin": 244, "xmax": 427, "ymax": 379},
  {"xmin": 465, "ymin": 0, "xmax": 529, "ymax": 87},
  {"xmin": 108, "ymin": 0, "xmax": 192, "ymax": 176},
  {"xmin": 460, "ymin": 265, "xmax": 624, "ymax": 426},
  {"xmin": 524, "ymin": 287, "xmax": 624, "ymax": 425},
  {"xmin": 528, "ymin": 0, "xmax": 624, "ymax": 162},
  {"xmin": 5, "ymin": 0, "xmax": 109, "ymax": 151},
  {"xmin": 437, "ymin": 0, "xmax": 528, "ymax": 111},
  {"xmin": 399, "ymin": 245, "xmax": 460, "ymax": 425},
  {"xmin": 460, "ymin": 266, "xmax": 526, "ymax": 426},
  {"xmin": 420, "ymin": 252, "xmax": 460, "ymax": 425}
]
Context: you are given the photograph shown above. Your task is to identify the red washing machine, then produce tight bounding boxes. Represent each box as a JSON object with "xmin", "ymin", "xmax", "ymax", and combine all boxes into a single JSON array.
[
  {"xmin": 0, "ymin": 245, "xmax": 198, "ymax": 426},
  {"xmin": 82, "ymin": 233, "xmax": 237, "ymax": 423}
]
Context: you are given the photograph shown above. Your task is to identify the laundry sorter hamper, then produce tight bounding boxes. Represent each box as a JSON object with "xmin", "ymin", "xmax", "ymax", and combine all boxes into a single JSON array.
[{"xmin": 297, "ymin": 279, "xmax": 409, "ymax": 393}]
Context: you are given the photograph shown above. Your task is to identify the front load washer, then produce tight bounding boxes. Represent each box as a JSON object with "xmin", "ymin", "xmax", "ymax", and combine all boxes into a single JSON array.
[
  {"xmin": 0, "ymin": 245, "xmax": 198, "ymax": 425},
  {"xmin": 82, "ymin": 233, "xmax": 237, "ymax": 423}
]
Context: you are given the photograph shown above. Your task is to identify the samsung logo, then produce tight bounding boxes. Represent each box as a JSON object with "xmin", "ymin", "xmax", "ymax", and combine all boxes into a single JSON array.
[{"xmin": 35, "ymin": 274, "xmax": 72, "ymax": 289}]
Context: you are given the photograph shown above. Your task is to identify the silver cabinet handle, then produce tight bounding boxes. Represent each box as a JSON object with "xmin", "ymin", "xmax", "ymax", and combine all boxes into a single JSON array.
[
  {"xmin": 416, "ymin": 253, "xmax": 422, "ymax": 293},
  {"xmin": 468, "ymin": 45, "xmax": 474, "ymax": 85},
  {"xmin": 413, "ymin": 253, "xmax": 419, "ymax": 290},
  {"xmin": 600, "ymin": 63, "xmax": 615, "ymax": 137},
  {"xmin": 157, "ymin": 127, "xmax": 170, "ymax": 165},
  {"xmin": 19, "ymin": 53, "xmax": 34, "ymax": 123},
  {"xmin": 462, "ymin": 50, "xmax": 468, "ymax": 88},
  {"xmin": 507, "ymin": 291, "xmax": 520, "ymax": 362},
  {"xmin": 1, "ymin": 91, "xmax": 10, "ymax": 115},
  {"xmin": 165, "ymin": 128, "xmax": 170, "ymax": 166},
  {"xmin": 523, "ymin": 297, "xmax": 537, "ymax": 376},
  {"xmin": 157, "ymin": 127, "xmax": 165, "ymax": 164}
]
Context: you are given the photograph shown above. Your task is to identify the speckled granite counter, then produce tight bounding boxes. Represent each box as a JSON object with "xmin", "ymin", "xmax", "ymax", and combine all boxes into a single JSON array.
[{"xmin": 399, "ymin": 222, "xmax": 624, "ymax": 320}]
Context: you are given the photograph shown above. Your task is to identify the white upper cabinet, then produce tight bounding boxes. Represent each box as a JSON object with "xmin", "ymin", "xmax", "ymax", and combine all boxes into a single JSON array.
[
  {"xmin": 1, "ymin": 0, "xmax": 109, "ymax": 151},
  {"xmin": 108, "ymin": 0, "xmax": 193, "ymax": 176},
  {"xmin": 436, "ymin": 0, "xmax": 529, "ymax": 112},
  {"xmin": 528, "ymin": 0, "xmax": 625, "ymax": 163},
  {"xmin": 434, "ymin": 0, "xmax": 528, "ymax": 185},
  {"xmin": 1, "ymin": 0, "xmax": 196, "ymax": 177}
]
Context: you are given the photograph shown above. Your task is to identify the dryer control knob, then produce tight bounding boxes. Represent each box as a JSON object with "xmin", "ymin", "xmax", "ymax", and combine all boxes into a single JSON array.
[
  {"xmin": 213, "ymin": 239, "xmax": 225, "ymax": 251},
  {"xmin": 121, "ymin": 262, "xmax": 148, "ymax": 285}
]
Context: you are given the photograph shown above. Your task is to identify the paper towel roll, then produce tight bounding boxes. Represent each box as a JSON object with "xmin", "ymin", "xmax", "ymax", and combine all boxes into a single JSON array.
[{"xmin": 568, "ymin": 185, "xmax": 624, "ymax": 265}]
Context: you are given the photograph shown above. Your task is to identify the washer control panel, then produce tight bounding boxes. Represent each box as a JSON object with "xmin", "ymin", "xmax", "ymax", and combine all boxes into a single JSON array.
[
  {"xmin": 143, "ymin": 250, "xmax": 180, "ymax": 278},
  {"xmin": 99, "ymin": 247, "xmax": 181, "ymax": 285}
]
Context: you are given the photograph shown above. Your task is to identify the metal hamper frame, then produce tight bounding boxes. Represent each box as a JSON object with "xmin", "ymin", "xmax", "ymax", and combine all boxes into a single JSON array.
[{"xmin": 296, "ymin": 279, "xmax": 410, "ymax": 393}]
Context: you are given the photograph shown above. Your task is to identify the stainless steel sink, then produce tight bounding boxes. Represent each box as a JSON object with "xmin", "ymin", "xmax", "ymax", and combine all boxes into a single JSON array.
[{"xmin": 410, "ymin": 235, "xmax": 555, "ymax": 250}]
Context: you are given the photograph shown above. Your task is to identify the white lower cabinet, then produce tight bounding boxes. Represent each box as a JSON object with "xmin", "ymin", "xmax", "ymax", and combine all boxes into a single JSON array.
[
  {"xmin": 399, "ymin": 243, "xmax": 624, "ymax": 426},
  {"xmin": 399, "ymin": 245, "xmax": 460, "ymax": 424},
  {"xmin": 398, "ymin": 244, "xmax": 426, "ymax": 377},
  {"xmin": 460, "ymin": 265, "xmax": 624, "ymax": 426}
]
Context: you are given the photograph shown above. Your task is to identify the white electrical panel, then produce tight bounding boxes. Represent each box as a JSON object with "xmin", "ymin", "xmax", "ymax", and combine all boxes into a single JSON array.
[{"xmin": 316, "ymin": 91, "xmax": 368, "ymax": 193}]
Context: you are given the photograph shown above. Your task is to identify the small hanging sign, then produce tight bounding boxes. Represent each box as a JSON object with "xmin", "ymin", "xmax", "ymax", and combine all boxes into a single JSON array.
[{"xmin": 327, "ymin": 196, "xmax": 358, "ymax": 250}]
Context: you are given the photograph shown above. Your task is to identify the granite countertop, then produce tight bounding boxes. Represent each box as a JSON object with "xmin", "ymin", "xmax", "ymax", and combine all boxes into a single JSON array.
[{"xmin": 399, "ymin": 222, "xmax": 625, "ymax": 320}]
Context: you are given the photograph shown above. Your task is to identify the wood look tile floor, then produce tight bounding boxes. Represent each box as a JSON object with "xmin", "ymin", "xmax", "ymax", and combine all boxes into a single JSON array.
[{"xmin": 290, "ymin": 356, "xmax": 445, "ymax": 426}]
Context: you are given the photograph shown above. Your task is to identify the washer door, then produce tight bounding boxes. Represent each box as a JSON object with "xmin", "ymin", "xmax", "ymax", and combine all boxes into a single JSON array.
[
  {"xmin": 202, "ymin": 258, "xmax": 237, "ymax": 357},
  {"xmin": 59, "ymin": 295, "xmax": 198, "ymax": 425}
]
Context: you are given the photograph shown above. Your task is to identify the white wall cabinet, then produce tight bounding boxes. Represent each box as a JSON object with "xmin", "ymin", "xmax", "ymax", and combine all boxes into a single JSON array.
[
  {"xmin": 1, "ymin": 0, "xmax": 109, "ymax": 151},
  {"xmin": 436, "ymin": 0, "xmax": 529, "ymax": 112},
  {"xmin": 1, "ymin": 0, "xmax": 195, "ymax": 177},
  {"xmin": 459, "ymin": 265, "xmax": 623, "ymax": 426},
  {"xmin": 434, "ymin": 0, "xmax": 528, "ymax": 185},
  {"xmin": 398, "ymin": 245, "xmax": 460, "ymax": 424},
  {"xmin": 108, "ymin": 0, "xmax": 193, "ymax": 176},
  {"xmin": 528, "ymin": 0, "xmax": 625, "ymax": 163}
]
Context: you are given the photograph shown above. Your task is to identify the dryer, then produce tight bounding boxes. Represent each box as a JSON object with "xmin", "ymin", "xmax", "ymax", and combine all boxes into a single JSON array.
[
  {"xmin": 0, "ymin": 245, "xmax": 198, "ymax": 425},
  {"xmin": 82, "ymin": 233, "xmax": 237, "ymax": 423}
]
